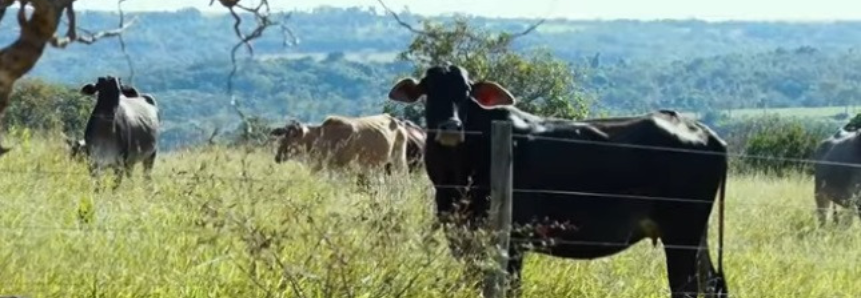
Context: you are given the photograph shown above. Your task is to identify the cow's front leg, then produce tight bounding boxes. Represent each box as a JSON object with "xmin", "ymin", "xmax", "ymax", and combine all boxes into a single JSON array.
[
  {"xmin": 112, "ymin": 166, "xmax": 125, "ymax": 190},
  {"xmin": 505, "ymin": 245, "xmax": 525, "ymax": 298}
]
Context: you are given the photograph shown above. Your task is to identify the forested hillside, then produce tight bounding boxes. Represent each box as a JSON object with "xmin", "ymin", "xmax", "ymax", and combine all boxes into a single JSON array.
[{"xmin": 5, "ymin": 6, "xmax": 861, "ymax": 150}]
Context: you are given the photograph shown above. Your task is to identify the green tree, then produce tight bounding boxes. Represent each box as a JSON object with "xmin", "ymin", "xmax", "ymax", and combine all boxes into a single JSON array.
[
  {"xmin": 740, "ymin": 116, "xmax": 831, "ymax": 175},
  {"xmin": 4, "ymin": 79, "xmax": 93, "ymax": 138},
  {"xmin": 384, "ymin": 17, "xmax": 590, "ymax": 124}
]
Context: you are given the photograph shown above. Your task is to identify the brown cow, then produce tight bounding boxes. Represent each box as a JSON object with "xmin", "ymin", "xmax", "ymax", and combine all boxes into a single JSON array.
[
  {"xmin": 393, "ymin": 117, "xmax": 426, "ymax": 172},
  {"xmin": 269, "ymin": 114, "xmax": 409, "ymax": 175}
]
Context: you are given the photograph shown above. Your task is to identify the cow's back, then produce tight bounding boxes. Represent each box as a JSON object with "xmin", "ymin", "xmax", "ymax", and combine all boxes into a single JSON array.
[
  {"xmin": 318, "ymin": 114, "xmax": 406, "ymax": 168},
  {"xmin": 585, "ymin": 111, "xmax": 723, "ymax": 151},
  {"xmin": 513, "ymin": 111, "xmax": 726, "ymax": 195}
]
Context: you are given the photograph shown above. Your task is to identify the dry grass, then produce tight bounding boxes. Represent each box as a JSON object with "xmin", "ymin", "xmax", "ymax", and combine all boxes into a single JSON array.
[{"xmin": 1, "ymin": 131, "xmax": 860, "ymax": 298}]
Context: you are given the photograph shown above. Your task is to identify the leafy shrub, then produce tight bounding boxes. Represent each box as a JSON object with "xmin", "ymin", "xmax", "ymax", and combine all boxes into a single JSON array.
[
  {"xmin": 738, "ymin": 116, "xmax": 833, "ymax": 175},
  {"xmin": 4, "ymin": 78, "xmax": 93, "ymax": 138}
]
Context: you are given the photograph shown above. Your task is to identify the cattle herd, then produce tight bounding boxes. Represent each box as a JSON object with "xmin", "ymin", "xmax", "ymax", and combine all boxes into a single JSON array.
[{"xmin": 62, "ymin": 67, "xmax": 861, "ymax": 297}]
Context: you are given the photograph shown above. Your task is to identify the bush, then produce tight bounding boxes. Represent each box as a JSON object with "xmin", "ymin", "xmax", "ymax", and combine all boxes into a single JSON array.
[
  {"xmin": 4, "ymin": 78, "xmax": 93, "ymax": 138},
  {"xmin": 739, "ymin": 116, "xmax": 832, "ymax": 175}
]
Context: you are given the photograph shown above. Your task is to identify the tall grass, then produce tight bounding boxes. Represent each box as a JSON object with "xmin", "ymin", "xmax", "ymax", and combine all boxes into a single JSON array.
[{"xmin": 1, "ymin": 132, "xmax": 860, "ymax": 297}]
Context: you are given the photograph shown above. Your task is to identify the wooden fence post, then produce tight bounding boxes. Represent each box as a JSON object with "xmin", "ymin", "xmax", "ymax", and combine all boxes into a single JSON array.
[{"xmin": 482, "ymin": 120, "xmax": 514, "ymax": 298}]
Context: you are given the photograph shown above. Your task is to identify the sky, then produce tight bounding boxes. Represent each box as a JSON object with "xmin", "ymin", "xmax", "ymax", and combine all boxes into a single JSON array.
[{"xmin": 74, "ymin": 0, "xmax": 861, "ymax": 21}]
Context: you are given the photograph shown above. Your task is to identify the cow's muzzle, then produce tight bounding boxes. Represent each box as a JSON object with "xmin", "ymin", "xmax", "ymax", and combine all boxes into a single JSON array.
[{"xmin": 435, "ymin": 119, "xmax": 465, "ymax": 147}]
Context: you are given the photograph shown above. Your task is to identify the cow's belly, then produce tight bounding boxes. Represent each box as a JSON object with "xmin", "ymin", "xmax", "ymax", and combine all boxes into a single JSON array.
[
  {"xmin": 126, "ymin": 142, "xmax": 156, "ymax": 162},
  {"xmin": 88, "ymin": 142, "xmax": 123, "ymax": 167},
  {"xmin": 511, "ymin": 193, "xmax": 653, "ymax": 259}
]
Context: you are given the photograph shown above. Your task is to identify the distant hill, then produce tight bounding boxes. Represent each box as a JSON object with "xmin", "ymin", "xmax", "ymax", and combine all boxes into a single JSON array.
[
  {"xmin": 4, "ymin": 6, "xmax": 861, "ymax": 149},
  {"xmin": 5, "ymin": 6, "xmax": 861, "ymax": 85}
]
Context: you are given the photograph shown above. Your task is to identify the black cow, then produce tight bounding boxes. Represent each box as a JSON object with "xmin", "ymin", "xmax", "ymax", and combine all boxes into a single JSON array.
[
  {"xmin": 387, "ymin": 65, "xmax": 729, "ymax": 298},
  {"xmin": 80, "ymin": 76, "xmax": 160, "ymax": 187},
  {"xmin": 811, "ymin": 127, "xmax": 861, "ymax": 225}
]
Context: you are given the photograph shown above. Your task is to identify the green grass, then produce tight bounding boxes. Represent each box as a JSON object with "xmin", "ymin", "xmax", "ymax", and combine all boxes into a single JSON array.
[{"xmin": 1, "ymin": 132, "xmax": 861, "ymax": 297}]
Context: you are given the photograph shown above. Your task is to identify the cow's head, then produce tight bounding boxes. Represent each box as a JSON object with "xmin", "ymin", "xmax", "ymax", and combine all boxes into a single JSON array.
[
  {"xmin": 387, "ymin": 65, "xmax": 516, "ymax": 147},
  {"xmin": 120, "ymin": 85, "xmax": 141, "ymax": 98},
  {"xmin": 80, "ymin": 76, "xmax": 124, "ymax": 110},
  {"xmin": 269, "ymin": 120, "xmax": 309, "ymax": 163}
]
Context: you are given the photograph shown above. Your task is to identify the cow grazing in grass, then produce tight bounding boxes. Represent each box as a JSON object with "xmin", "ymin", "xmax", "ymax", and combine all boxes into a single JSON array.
[
  {"xmin": 812, "ymin": 127, "xmax": 861, "ymax": 225},
  {"xmin": 394, "ymin": 117, "xmax": 427, "ymax": 172},
  {"xmin": 80, "ymin": 76, "xmax": 160, "ymax": 187},
  {"xmin": 387, "ymin": 64, "xmax": 729, "ymax": 298},
  {"xmin": 269, "ymin": 114, "xmax": 409, "ymax": 175}
]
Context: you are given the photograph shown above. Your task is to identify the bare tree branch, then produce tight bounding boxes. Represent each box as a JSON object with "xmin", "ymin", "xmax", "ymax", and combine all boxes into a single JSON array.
[
  {"xmin": 210, "ymin": 0, "xmax": 298, "ymax": 143},
  {"xmin": 49, "ymin": 2, "xmax": 137, "ymax": 48},
  {"xmin": 507, "ymin": 18, "xmax": 546, "ymax": 39},
  {"xmin": 211, "ymin": 0, "xmax": 297, "ymax": 96},
  {"xmin": 278, "ymin": 11, "xmax": 298, "ymax": 47},
  {"xmin": 56, "ymin": 0, "xmax": 135, "ymax": 85},
  {"xmin": 375, "ymin": 0, "xmax": 428, "ymax": 35},
  {"xmin": 116, "ymin": 0, "xmax": 135, "ymax": 84},
  {"xmin": 376, "ymin": 0, "xmax": 545, "ymax": 44}
]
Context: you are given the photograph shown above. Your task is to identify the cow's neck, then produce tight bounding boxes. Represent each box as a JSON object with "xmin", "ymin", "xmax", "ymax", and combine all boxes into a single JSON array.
[
  {"xmin": 92, "ymin": 91, "xmax": 122, "ymax": 118},
  {"xmin": 302, "ymin": 126, "xmax": 323, "ymax": 153}
]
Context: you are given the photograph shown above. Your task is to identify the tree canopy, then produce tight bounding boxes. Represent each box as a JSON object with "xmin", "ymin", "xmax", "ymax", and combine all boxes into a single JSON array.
[{"xmin": 384, "ymin": 17, "xmax": 590, "ymax": 124}]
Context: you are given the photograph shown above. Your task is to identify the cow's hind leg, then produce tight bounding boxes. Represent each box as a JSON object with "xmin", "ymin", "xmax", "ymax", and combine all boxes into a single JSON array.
[
  {"xmin": 112, "ymin": 165, "xmax": 125, "ymax": 190},
  {"xmin": 662, "ymin": 219, "xmax": 723, "ymax": 298},
  {"xmin": 663, "ymin": 241, "xmax": 700, "ymax": 298},
  {"xmin": 143, "ymin": 151, "xmax": 157, "ymax": 182},
  {"xmin": 815, "ymin": 191, "xmax": 832, "ymax": 226},
  {"xmin": 696, "ymin": 233, "xmax": 727, "ymax": 297},
  {"xmin": 88, "ymin": 162, "xmax": 103, "ymax": 193}
]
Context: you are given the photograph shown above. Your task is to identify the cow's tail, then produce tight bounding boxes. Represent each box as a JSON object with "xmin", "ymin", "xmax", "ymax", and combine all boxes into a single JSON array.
[{"xmin": 717, "ymin": 154, "xmax": 727, "ymax": 276}]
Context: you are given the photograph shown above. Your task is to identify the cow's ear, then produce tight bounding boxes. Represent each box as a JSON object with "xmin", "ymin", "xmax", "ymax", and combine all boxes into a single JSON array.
[
  {"xmin": 80, "ymin": 84, "xmax": 97, "ymax": 95},
  {"xmin": 270, "ymin": 127, "xmax": 287, "ymax": 136},
  {"xmin": 121, "ymin": 86, "xmax": 140, "ymax": 98},
  {"xmin": 472, "ymin": 81, "xmax": 516, "ymax": 109},
  {"xmin": 388, "ymin": 78, "xmax": 423, "ymax": 103}
]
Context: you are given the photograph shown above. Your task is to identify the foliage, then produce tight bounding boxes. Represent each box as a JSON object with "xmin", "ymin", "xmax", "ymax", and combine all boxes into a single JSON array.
[
  {"xmin": 737, "ymin": 116, "xmax": 833, "ymax": 175},
  {"xmin": 384, "ymin": 17, "xmax": 590, "ymax": 123},
  {"xmin": 3, "ymin": 79, "xmax": 92, "ymax": 138},
  {"xmin": 2, "ymin": 136, "xmax": 861, "ymax": 297},
  {"xmin": 843, "ymin": 113, "xmax": 861, "ymax": 131},
  {"xmin": 226, "ymin": 114, "xmax": 277, "ymax": 147}
]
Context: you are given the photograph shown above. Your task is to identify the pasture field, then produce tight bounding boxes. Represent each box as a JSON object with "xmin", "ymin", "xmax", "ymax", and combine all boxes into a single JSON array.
[
  {"xmin": 726, "ymin": 106, "xmax": 859, "ymax": 120},
  {"xmin": 1, "ymin": 132, "xmax": 861, "ymax": 298}
]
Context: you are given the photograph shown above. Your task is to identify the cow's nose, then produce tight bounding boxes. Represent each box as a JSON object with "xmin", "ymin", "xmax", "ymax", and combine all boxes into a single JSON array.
[{"xmin": 438, "ymin": 119, "xmax": 462, "ymax": 132}]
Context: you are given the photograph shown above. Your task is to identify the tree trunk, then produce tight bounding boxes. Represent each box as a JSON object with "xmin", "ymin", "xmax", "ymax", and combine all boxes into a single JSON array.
[{"xmin": 0, "ymin": 0, "xmax": 70, "ymax": 156}]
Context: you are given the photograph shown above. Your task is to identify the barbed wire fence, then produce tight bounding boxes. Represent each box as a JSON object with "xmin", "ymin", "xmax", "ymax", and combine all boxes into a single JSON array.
[{"xmin": 1, "ymin": 123, "xmax": 860, "ymax": 297}]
